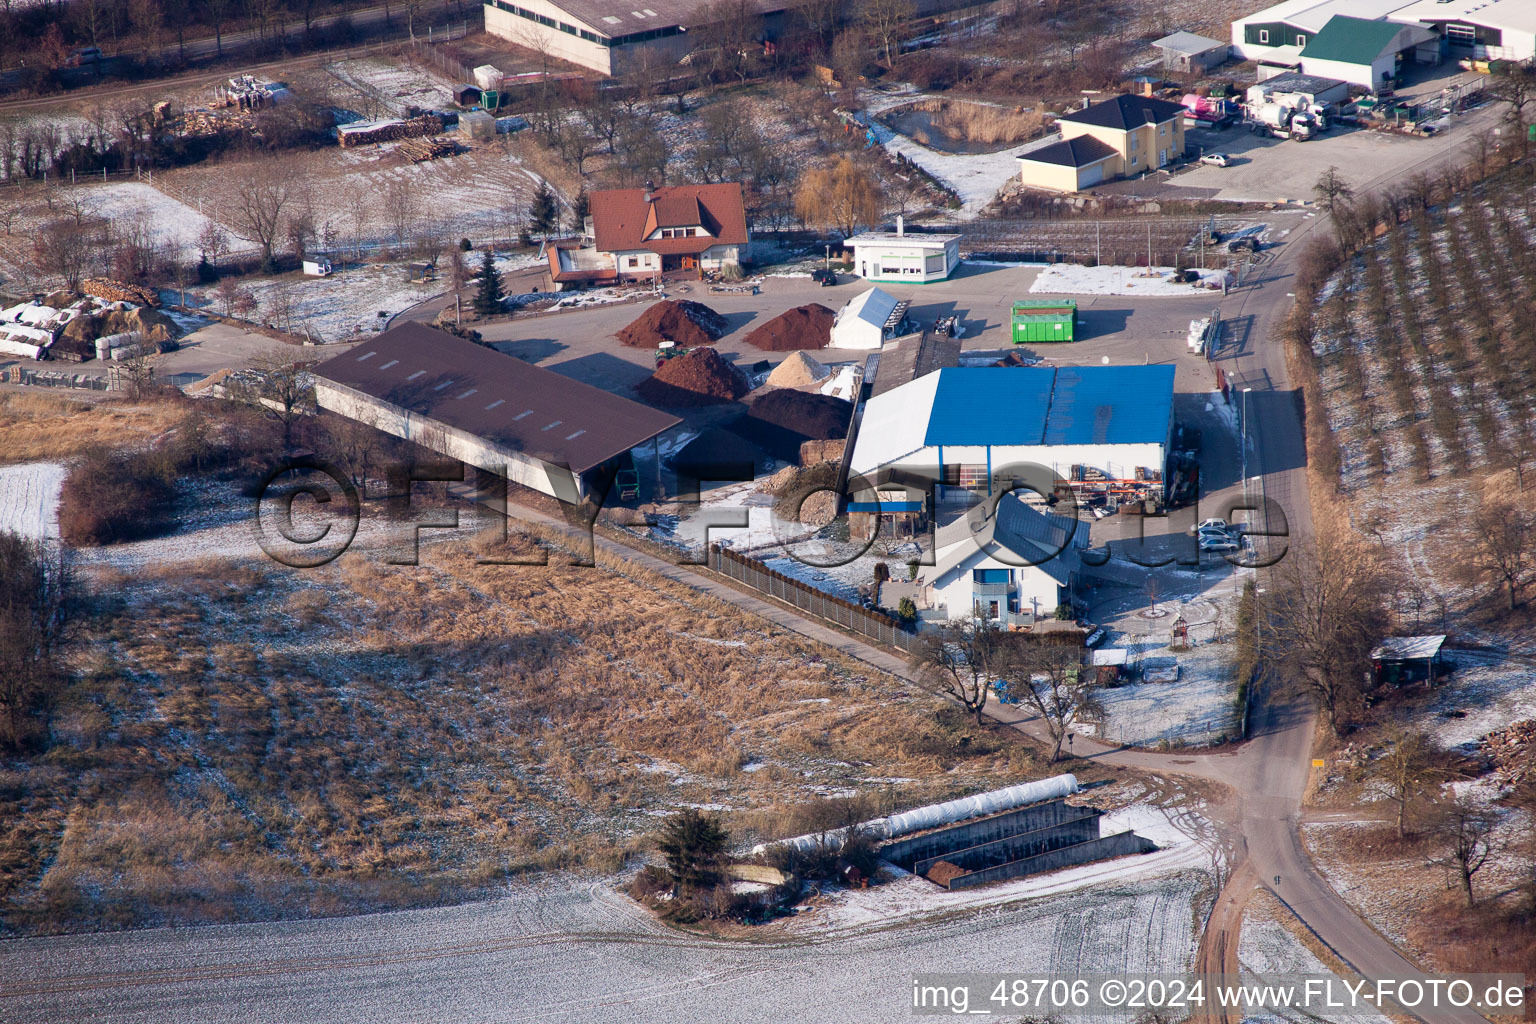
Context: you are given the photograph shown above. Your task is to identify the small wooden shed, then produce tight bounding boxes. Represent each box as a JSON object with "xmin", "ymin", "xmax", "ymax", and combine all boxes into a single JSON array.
[{"xmin": 1370, "ymin": 635, "xmax": 1448, "ymax": 687}]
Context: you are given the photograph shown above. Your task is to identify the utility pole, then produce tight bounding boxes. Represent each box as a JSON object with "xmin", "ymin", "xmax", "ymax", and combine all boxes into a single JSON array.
[{"xmin": 1242, "ymin": 387, "xmax": 1253, "ymax": 510}]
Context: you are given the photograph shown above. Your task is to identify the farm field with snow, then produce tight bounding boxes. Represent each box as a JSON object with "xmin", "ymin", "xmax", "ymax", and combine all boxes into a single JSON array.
[
  {"xmin": 2, "ymin": 865, "xmax": 1211, "ymax": 1024},
  {"xmin": 0, "ymin": 462, "xmax": 65, "ymax": 541}
]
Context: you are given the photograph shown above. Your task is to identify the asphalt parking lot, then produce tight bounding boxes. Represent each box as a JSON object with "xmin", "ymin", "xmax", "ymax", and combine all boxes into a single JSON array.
[
  {"xmin": 473, "ymin": 257, "xmax": 1274, "ymax": 403},
  {"xmin": 1176, "ymin": 98, "xmax": 1502, "ymax": 202}
]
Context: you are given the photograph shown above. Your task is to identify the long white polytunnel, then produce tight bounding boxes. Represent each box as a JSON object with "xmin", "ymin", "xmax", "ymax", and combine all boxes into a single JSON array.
[{"xmin": 750, "ymin": 774, "xmax": 1081, "ymax": 857}]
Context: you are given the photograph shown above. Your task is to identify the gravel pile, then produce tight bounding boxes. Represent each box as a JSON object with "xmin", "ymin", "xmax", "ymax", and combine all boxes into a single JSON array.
[
  {"xmin": 742, "ymin": 303, "xmax": 834, "ymax": 351},
  {"xmin": 617, "ymin": 300, "xmax": 729, "ymax": 348},
  {"xmin": 635, "ymin": 348, "xmax": 749, "ymax": 407}
]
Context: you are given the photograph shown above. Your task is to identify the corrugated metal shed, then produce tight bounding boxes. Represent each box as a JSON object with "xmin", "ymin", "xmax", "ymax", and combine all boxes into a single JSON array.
[
  {"xmin": 1370, "ymin": 635, "xmax": 1446, "ymax": 661},
  {"xmin": 1042, "ymin": 366, "xmax": 1175, "ymax": 446}
]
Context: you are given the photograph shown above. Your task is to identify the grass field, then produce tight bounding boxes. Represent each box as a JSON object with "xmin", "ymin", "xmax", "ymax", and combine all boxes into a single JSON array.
[
  {"xmin": 0, "ymin": 481, "xmax": 1047, "ymax": 934},
  {"xmin": 0, "ymin": 392, "xmax": 190, "ymax": 466}
]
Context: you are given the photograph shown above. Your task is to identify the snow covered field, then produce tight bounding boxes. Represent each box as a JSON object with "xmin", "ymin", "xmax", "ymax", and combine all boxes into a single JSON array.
[
  {"xmin": 2, "ymin": 866, "xmax": 1211, "ymax": 1024},
  {"xmin": 0, "ymin": 463, "xmax": 66, "ymax": 541},
  {"xmin": 77, "ymin": 182, "xmax": 248, "ymax": 260},
  {"xmin": 1031, "ymin": 264, "xmax": 1233, "ymax": 296},
  {"xmin": 226, "ymin": 263, "xmax": 443, "ymax": 343}
]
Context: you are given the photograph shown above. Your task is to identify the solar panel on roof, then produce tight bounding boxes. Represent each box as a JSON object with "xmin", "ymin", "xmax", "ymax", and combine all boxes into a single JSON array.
[
  {"xmin": 433, "ymin": 380, "xmax": 455, "ymax": 390},
  {"xmin": 380, "ymin": 360, "xmax": 399, "ymax": 370},
  {"xmin": 514, "ymin": 409, "xmax": 533, "ymax": 420},
  {"xmin": 566, "ymin": 430, "xmax": 586, "ymax": 440},
  {"xmin": 357, "ymin": 351, "xmax": 376, "ymax": 361},
  {"xmin": 486, "ymin": 399, "xmax": 505, "ymax": 410},
  {"xmin": 458, "ymin": 388, "xmax": 477, "ymax": 399},
  {"xmin": 407, "ymin": 370, "xmax": 426, "ymax": 381},
  {"xmin": 543, "ymin": 420, "xmax": 562, "ymax": 431}
]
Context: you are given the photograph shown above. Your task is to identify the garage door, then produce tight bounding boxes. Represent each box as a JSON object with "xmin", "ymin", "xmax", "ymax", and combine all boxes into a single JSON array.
[{"xmin": 1079, "ymin": 162, "xmax": 1105, "ymax": 187}]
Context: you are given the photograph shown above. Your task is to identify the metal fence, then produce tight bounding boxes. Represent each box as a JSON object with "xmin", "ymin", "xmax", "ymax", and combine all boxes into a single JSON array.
[
  {"xmin": 3, "ymin": 367, "xmax": 111, "ymax": 391},
  {"xmin": 708, "ymin": 544, "xmax": 920, "ymax": 653}
]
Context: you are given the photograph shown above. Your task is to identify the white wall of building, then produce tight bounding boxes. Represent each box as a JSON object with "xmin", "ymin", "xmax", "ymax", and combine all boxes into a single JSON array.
[
  {"xmin": 484, "ymin": 2, "xmax": 613, "ymax": 75},
  {"xmin": 871, "ymin": 442, "xmax": 1167, "ymax": 490},
  {"xmin": 926, "ymin": 551, "xmax": 1066, "ymax": 622},
  {"xmin": 315, "ymin": 381, "xmax": 585, "ymax": 503},
  {"xmin": 850, "ymin": 239, "xmax": 959, "ymax": 283},
  {"xmin": 1301, "ymin": 53, "xmax": 1394, "ymax": 87}
]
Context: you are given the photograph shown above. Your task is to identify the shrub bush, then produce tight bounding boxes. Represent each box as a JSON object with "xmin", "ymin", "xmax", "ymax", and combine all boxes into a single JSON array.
[{"xmin": 58, "ymin": 447, "xmax": 177, "ymax": 546}]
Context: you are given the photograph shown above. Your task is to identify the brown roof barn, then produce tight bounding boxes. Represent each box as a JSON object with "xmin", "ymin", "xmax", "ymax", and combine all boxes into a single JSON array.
[{"xmin": 311, "ymin": 323, "xmax": 680, "ymax": 501}]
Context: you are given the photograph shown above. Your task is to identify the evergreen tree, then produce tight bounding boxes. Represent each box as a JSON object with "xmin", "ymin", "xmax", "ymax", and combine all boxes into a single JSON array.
[
  {"xmin": 656, "ymin": 809, "xmax": 729, "ymax": 894},
  {"xmin": 529, "ymin": 182, "xmax": 559, "ymax": 236},
  {"xmin": 472, "ymin": 251, "xmax": 504, "ymax": 316},
  {"xmin": 569, "ymin": 188, "xmax": 589, "ymax": 234}
]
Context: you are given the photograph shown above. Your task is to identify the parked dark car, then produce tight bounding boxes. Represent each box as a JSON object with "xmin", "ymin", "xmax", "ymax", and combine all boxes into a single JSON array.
[
  {"xmin": 1227, "ymin": 236, "xmax": 1260, "ymax": 253},
  {"xmin": 811, "ymin": 268, "xmax": 837, "ymax": 286}
]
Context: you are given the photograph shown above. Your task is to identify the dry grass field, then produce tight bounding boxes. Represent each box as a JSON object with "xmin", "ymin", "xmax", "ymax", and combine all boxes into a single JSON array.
[
  {"xmin": 0, "ymin": 392, "xmax": 191, "ymax": 466},
  {"xmin": 0, "ymin": 498, "xmax": 1044, "ymax": 934}
]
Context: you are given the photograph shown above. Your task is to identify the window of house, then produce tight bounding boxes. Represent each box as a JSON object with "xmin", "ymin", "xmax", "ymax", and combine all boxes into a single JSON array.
[
  {"xmin": 973, "ymin": 568, "xmax": 1012, "ymax": 585},
  {"xmin": 1258, "ymin": 28, "xmax": 1269, "ymax": 43},
  {"xmin": 1295, "ymin": 34, "xmax": 1305, "ymax": 46},
  {"xmin": 627, "ymin": 257, "xmax": 639, "ymax": 268},
  {"xmin": 957, "ymin": 464, "xmax": 989, "ymax": 489}
]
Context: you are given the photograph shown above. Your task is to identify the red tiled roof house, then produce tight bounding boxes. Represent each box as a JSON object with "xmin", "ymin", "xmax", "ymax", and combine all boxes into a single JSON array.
[{"xmin": 547, "ymin": 182, "xmax": 750, "ymax": 290}]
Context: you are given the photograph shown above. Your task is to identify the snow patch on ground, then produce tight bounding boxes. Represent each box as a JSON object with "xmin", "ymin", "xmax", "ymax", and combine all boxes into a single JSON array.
[
  {"xmin": 861, "ymin": 86, "xmax": 1024, "ymax": 216},
  {"xmin": 1031, "ymin": 264, "xmax": 1232, "ymax": 296},
  {"xmin": 0, "ymin": 463, "xmax": 66, "ymax": 541}
]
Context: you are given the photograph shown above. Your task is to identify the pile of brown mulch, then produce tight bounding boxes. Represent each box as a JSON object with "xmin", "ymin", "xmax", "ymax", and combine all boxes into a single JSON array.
[
  {"xmin": 925, "ymin": 860, "xmax": 966, "ymax": 888},
  {"xmin": 765, "ymin": 350, "xmax": 831, "ymax": 389},
  {"xmin": 635, "ymin": 348, "xmax": 749, "ymax": 407},
  {"xmin": 742, "ymin": 303, "xmax": 834, "ymax": 351},
  {"xmin": 730, "ymin": 389, "xmax": 851, "ymax": 461},
  {"xmin": 617, "ymin": 300, "xmax": 729, "ymax": 348}
]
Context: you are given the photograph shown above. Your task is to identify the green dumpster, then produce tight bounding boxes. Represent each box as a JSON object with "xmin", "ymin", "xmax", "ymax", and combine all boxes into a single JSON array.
[{"xmin": 1011, "ymin": 299, "xmax": 1078, "ymax": 344}]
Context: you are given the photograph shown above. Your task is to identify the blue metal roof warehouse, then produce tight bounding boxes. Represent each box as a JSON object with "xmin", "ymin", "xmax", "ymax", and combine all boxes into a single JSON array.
[
  {"xmin": 851, "ymin": 365, "xmax": 1176, "ymax": 485},
  {"xmin": 919, "ymin": 366, "xmax": 1175, "ymax": 448}
]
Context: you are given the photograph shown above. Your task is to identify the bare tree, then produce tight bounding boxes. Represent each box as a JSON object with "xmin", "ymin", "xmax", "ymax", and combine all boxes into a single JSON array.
[
  {"xmin": 203, "ymin": 0, "xmax": 232, "ymax": 54},
  {"xmin": 1429, "ymin": 795, "xmax": 1501, "ymax": 906},
  {"xmin": 196, "ymin": 220, "xmax": 230, "ymax": 270},
  {"xmin": 1364, "ymin": 728, "xmax": 1452, "ymax": 838},
  {"xmin": 214, "ymin": 276, "xmax": 256, "ymax": 318},
  {"xmin": 1000, "ymin": 642, "xmax": 1101, "ymax": 762},
  {"xmin": 233, "ymin": 354, "xmax": 316, "ymax": 449},
  {"xmin": 1267, "ymin": 529, "xmax": 1389, "ymax": 734},
  {"xmin": 578, "ymin": 91, "xmax": 622, "ymax": 155},
  {"xmin": 690, "ymin": 0, "xmax": 765, "ymax": 86},
  {"xmin": 1468, "ymin": 497, "xmax": 1533, "ymax": 612},
  {"xmin": 910, "ymin": 616, "xmax": 1001, "ymax": 724},
  {"xmin": 33, "ymin": 218, "xmax": 95, "ymax": 290},
  {"xmin": 1488, "ymin": 64, "xmax": 1536, "ymax": 159},
  {"xmin": 229, "ymin": 162, "xmax": 292, "ymax": 272},
  {"xmin": 0, "ymin": 534, "xmax": 72, "ymax": 751},
  {"xmin": 860, "ymin": 0, "xmax": 914, "ymax": 69},
  {"xmin": 792, "ymin": 0, "xmax": 841, "ymax": 54}
]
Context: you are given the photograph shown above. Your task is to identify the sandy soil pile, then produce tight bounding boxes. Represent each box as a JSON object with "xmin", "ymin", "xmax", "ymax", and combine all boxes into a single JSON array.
[
  {"xmin": 742, "ymin": 303, "xmax": 834, "ymax": 351},
  {"xmin": 635, "ymin": 348, "xmax": 749, "ymax": 407},
  {"xmin": 617, "ymin": 300, "xmax": 729, "ymax": 348}
]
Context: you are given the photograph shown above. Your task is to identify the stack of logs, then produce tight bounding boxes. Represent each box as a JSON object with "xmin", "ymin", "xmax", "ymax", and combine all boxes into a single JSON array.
[
  {"xmin": 82, "ymin": 279, "xmax": 160, "ymax": 308},
  {"xmin": 400, "ymin": 136, "xmax": 456, "ymax": 163},
  {"xmin": 1483, "ymin": 719, "xmax": 1536, "ymax": 786},
  {"xmin": 337, "ymin": 114, "xmax": 443, "ymax": 148}
]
